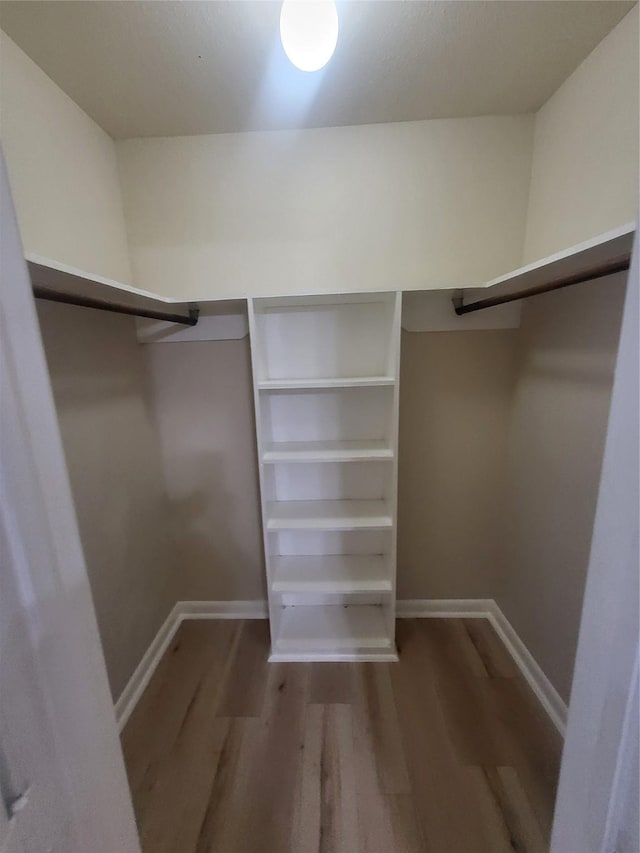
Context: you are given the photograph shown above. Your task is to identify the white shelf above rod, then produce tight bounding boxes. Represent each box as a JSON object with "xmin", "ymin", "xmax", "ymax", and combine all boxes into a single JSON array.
[
  {"xmin": 454, "ymin": 256, "xmax": 630, "ymax": 315},
  {"xmin": 453, "ymin": 225, "xmax": 634, "ymax": 315}
]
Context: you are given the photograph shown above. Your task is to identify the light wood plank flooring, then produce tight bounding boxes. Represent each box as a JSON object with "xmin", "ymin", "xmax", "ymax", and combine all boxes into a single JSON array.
[{"xmin": 122, "ymin": 618, "xmax": 562, "ymax": 853}]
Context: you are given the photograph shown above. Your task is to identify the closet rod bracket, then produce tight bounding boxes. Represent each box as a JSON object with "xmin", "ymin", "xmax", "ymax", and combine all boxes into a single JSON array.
[
  {"xmin": 187, "ymin": 302, "xmax": 200, "ymax": 326},
  {"xmin": 451, "ymin": 291, "xmax": 464, "ymax": 314}
]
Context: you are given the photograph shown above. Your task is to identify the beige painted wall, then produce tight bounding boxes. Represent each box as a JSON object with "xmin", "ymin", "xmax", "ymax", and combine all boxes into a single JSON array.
[
  {"xmin": 398, "ymin": 329, "xmax": 518, "ymax": 598},
  {"xmin": 523, "ymin": 6, "xmax": 639, "ymax": 263},
  {"xmin": 144, "ymin": 337, "xmax": 266, "ymax": 601},
  {"xmin": 143, "ymin": 330, "xmax": 519, "ymax": 604},
  {"xmin": 116, "ymin": 116, "xmax": 534, "ymax": 300},
  {"xmin": 37, "ymin": 302, "xmax": 177, "ymax": 701},
  {"xmin": 0, "ymin": 31, "xmax": 132, "ymax": 283},
  {"xmin": 497, "ymin": 274, "xmax": 627, "ymax": 702}
]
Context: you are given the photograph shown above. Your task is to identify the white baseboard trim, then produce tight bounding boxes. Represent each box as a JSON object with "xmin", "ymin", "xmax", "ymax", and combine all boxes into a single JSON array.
[
  {"xmin": 114, "ymin": 602, "xmax": 182, "ymax": 732},
  {"xmin": 396, "ymin": 598, "xmax": 495, "ymax": 618},
  {"xmin": 486, "ymin": 603, "xmax": 568, "ymax": 736},
  {"xmin": 114, "ymin": 597, "xmax": 567, "ymax": 737},
  {"xmin": 269, "ymin": 651, "xmax": 399, "ymax": 663}
]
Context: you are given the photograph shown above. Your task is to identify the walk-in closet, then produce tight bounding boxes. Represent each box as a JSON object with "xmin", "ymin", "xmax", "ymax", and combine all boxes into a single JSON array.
[{"xmin": 1, "ymin": 3, "xmax": 638, "ymax": 852}]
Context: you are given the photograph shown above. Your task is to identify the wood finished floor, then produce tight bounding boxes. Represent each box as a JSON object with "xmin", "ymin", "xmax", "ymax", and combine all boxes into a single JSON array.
[{"xmin": 121, "ymin": 618, "xmax": 562, "ymax": 853}]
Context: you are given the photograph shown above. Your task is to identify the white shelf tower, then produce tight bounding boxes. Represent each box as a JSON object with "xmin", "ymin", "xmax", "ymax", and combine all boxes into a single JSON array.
[{"xmin": 248, "ymin": 292, "xmax": 402, "ymax": 661}]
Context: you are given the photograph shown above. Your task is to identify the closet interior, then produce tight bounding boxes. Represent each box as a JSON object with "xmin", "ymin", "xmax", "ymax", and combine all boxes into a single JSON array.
[
  {"xmin": 1, "ymin": 2, "xmax": 637, "ymax": 851},
  {"xmin": 30, "ymin": 223, "xmax": 634, "ymax": 701}
]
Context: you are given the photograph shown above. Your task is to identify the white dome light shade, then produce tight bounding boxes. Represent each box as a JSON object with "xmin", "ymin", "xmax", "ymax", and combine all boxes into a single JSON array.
[{"xmin": 280, "ymin": 0, "xmax": 339, "ymax": 72}]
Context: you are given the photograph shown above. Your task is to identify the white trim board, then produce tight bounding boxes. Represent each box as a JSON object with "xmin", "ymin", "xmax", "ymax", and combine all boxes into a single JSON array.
[
  {"xmin": 113, "ymin": 603, "xmax": 182, "ymax": 731},
  {"xmin": 402, "ymin": 291, "xmax": 521, "ymax": 332},
  {"xmin": 114, "ymin": 598, "xmax": 567, "ymax": 736},
  {"xmin": 269, "ymin": 651, "xmax": 399, "ymax": 663},
  {"xmin": 180, "ymin": 600, "xmax": 268, "ymax": 620},
  {"xmin": 136, "ymin": 312, "xmax": 248, "ymax": 343},
  {"xmin": 487, "ymin": 604, "xmax": 567, "ymax": 736},
  {"xmin": 396, "ymin": 598, "xmax": 495, "ymax": 618}
]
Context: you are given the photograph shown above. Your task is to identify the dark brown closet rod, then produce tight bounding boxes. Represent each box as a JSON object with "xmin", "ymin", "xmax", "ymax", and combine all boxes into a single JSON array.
[
  {"xmin": 453, "ymin": 255, "xmax": 631, "ymax": 315},
  {"xmin": 33, "ymin": 286, "xmax": 200, "ymax": 326}
]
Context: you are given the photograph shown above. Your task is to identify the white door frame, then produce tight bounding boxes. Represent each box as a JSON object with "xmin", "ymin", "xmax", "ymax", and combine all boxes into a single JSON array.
[
  {"xmin": 551, "ymin": 228, "xmax": 639, "ymax": 852},
  {"xmin": 0, "ymin": 149, "xmax": 140, "ymax": 851}
]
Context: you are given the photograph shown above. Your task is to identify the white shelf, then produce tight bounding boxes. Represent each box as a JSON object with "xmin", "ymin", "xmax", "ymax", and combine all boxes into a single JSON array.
[
  {"xmin": 29, "ymin": 224, "xmax": 633, "ymax": 308},
  {"xmin": 271, "ymin": 555, "xmax": 391, "ymax": 593},
  {"xmin": 258, "ymin": 376, "xmax": 395, "ymax": 391},
  {"xmin": 26, "ymin": 253, "xmax": 179, "ymax": 307},
  {"xmin": 266, "ymin": 499, "xmax": 393, "ymax": 531},
  {"xmin": 262, "ymin": 439, "xmax": 393, "ymax": 463},
  {"xmin": 271, "ymin": 604, "xmax": 394, "ymax": 661},
  {"xmin": 457, "ymin": 223, "xmax": 634, "ymax": 307}
]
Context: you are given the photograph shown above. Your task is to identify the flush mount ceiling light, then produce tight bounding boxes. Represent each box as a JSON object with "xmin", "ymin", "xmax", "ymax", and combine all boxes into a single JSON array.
[{"xmin": 280, "ymin": 0, "xmax": 339, "ymax": 72}]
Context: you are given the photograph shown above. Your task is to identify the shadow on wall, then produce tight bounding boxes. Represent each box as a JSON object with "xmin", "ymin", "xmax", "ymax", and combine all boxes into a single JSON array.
[
  {"xmin": 144, "ymin": 336, "xmax": 266, "ymax": 603},
  {"xmin": 165, "ymin": 451, "xmax": 267, "ymax": 603}
]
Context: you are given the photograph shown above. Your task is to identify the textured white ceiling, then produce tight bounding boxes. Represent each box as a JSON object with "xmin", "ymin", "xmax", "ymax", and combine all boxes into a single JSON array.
[{"xmin": 0, "ymin": 1, "xmax": 634, "ymax": 139}]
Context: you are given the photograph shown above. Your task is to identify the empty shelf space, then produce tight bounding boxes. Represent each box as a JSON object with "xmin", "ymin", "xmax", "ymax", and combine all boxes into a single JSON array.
[
  {"xmin": 272, "ymin": 604, "xmax": 394, "ymax": 660},
  {"xmin": 262, "ymin": 439, "xmax": 393, "ymax": 463},
  {"xmin": 266, "ymin": 500, "xmax": 393, "ymax": 531},
  {"xmin": 271, "ymin": 555, "xmax": 392, "ymax": 593},
  {"xmin": 258, "ymin": 376, "xmax": 395, "ymax": 391}
]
